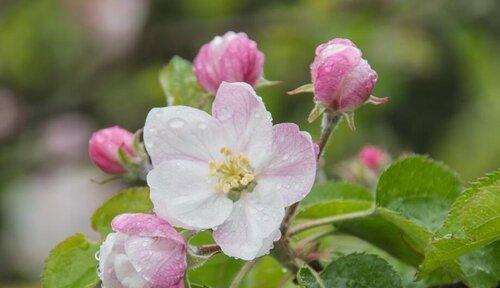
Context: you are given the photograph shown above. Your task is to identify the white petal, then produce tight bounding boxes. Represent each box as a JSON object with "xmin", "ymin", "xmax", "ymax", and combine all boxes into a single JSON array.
[
  {"xmin": 143, "ymin": 106, "xmax": 231, "ymax": 165},
  {"xmin": 256, "ymin": 229, "xmax": 282, "ymax": 258},
  {"xmin": 113, "ymin": 253, "xmax": 149, "ymax": 288},
  {"xmin": 148, "ymin": 159, "xmax": 233, "ymax": 230},
  {"xmin": 212, "ymin": 82, "xmax": 273, "ymax": 169},
  {"xmin": 213, "ymin": 186, "xmax": 285, "ymax": 260},
  {"xmin": 258, "ymin": 123, "xmax": 317, "ymax": 206},
  {"xmin": 99, "ymin": 233, "xmax": 126, "ymax": 288}
]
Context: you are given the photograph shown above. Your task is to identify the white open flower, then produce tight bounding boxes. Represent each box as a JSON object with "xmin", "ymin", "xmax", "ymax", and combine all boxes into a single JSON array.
[{"xmin": 144, "ymin": 82, "xmax": 317, "ymax": 260}]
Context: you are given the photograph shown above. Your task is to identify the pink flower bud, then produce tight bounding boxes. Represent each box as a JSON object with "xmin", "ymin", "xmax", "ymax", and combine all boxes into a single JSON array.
[
  {"xmin": 193, "ymin": 31, "xmax": 265, "ymax": 93},
  {"xmin": 88, "ymin": 126, "xmax": 135, "ymax": 174},
  {"xmin": 310, "ymin": 38, "xmax": 378, "ymax": 112},
  {"xmin": 358, "ymin": 145, "xmax": 387, "ymax": 171},
  {"xmin": 98, "ymin": 213, "xmax": 187, "ymax": 288}
]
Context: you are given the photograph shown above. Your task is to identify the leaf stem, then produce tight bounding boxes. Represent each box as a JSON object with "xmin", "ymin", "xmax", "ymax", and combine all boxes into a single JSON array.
[
  {"xmin": 229, "ymin": 260, "xmax": 256, "ymax": 288},
  {"xmin": 288, "ymin": 209, "xmax": 375, "ymax": 237},
  {"xmin": 196, "ymin": 244, "xmax": 221, "ymax": 255}
]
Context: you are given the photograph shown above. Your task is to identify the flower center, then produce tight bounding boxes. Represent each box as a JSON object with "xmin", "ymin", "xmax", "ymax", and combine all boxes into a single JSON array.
[{"xmin": 209, "ymin": 147, "xmax": 255, "ymax": 200}]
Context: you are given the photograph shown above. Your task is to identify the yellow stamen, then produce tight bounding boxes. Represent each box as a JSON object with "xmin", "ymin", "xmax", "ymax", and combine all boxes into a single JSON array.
[{"xmin": 209, "ymin": 147, "xmax": 255, "ymax": 196}]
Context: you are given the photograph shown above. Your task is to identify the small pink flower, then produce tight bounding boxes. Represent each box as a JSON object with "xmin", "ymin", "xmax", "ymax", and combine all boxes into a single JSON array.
[
  {"xmin": 88, "ymin": 126, "xmax": 135, "ymax": 174},
  {"xmin": 310, "ymin": 38, "xmax": 381, "ymax": 112},
  {"xmin": 193, "ymin": 32, "xmax": 265, "ymax": 94},
  {"xmin": 358, "ymin": 145, "xmax": 387, "ymax": 171},
  {"xmin": 98, "ymin": 213, "xmax": 187, "ymax": 288}
]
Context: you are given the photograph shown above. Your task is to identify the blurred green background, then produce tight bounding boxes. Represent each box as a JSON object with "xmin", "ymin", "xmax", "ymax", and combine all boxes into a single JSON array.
[{"xmin": 0, "ymin": 0, "xmax": 499, "ymax": 285}]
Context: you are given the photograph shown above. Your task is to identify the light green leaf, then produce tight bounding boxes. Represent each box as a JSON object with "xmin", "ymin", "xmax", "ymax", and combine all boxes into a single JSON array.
[
  {"xmin": 458, "ymin": 241, "xmax": 500, "ymax": 288},
  {"xmin": 159, "ymin": 56, "xmax": 211, "ymax": 111},
  {"xmin": 42, "ymin": 233, "xmax": 100, "ymax": 288},
  {"xmin": 241, "ymin": 257, "xmax": 288, "ymax": 288},
  {"xmin": 320, "ymin": 253, "xmax": 403, "ymax": 288},
  {"xmin": 297, "ymin": 265, "xmax": 325, "ymax": 288},
  {"xmin": 91, "ymin": 187, "xmax": 152, "ymax": 238},
  {"xmin": 419, "ymin": 171, "xmax": 500, "ymax": 278},
  {"xmin": 376, "ymin": 156, "xmax": 461, "ymax": 231},
  {"xmin": 298, "ymin": 182, "xmax": 373, "ymax": 219},
  {"xmin": 187, "ymin": 254, "xmax": 243, "ymax": 287}
]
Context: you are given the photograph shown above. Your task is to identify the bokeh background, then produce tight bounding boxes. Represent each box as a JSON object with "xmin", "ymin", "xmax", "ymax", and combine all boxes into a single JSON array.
[{"xmin": 0, "ymin": 0, "xmax": 499, "ymax": 286}]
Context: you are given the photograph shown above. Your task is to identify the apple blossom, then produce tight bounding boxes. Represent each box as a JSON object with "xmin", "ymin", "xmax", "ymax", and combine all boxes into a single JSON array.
[
  {"xmin": 98, "ymin": 213, "xmax": 187, "ymax": 288},
  {"xmin": 144, "ymin": 82, "xmax": 317, "ymax": 260},
  {"xmin": 193, "ymin": 32, "xmax": 265, "ymax": 94},
  {"xmin": 310, "ymin": 38, "xmax": 386, "ymax": 112},
  {"xmin": 89, "ymin": 126, "xmax": 135, "ymax": 174}
]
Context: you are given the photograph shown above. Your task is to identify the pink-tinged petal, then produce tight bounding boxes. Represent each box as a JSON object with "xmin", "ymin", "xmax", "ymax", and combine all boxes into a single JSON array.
[
  {"xmin": 143, "ymin": 106, "xmax": 231, "ymax": 166},
  {"xmin": 212, "ymin": 82, "xmax": 273, "ymax": 169},
  {"xmin": 258, "ymin": 123, "xmax": 317, "ymax": 206},
  {"xmin": 147, "ymin": 159, "xmax": 233, "ymax": 230},
  {"xmin": 99, "ymin": 233, "xmax": 124, "ymax": 288},
  {"xmin": 111, "ymin": 213, "xmax": 185, "ymax": 245},
  {"xmin": 337, "ymin": 59, "xmax": 378, "ymax": 111},
  {"xmin": 256, "ymin": 229, "xmax": 282, "ymax": 258},
  {"xmin": 124, "ymin": 235, "xmax": 187, "ymax": 287},
  {"xmin": 113, "ymin": 253, "xmax": 149, "ymax": 287},
  {"xmin": 213, "ymin": 186, "xmax": 284, "ymax": 260},
  {"xmin": 311, "ymin": 43, "xmax": 362, "ymax": 110}
]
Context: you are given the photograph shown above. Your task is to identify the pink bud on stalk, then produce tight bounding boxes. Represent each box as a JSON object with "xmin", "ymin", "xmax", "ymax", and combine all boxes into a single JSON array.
[
  {"xmin": 98, "ymin": 213, "xmax": 187, "ymax": 288},
  {"xmin": 193, "ymin": 31, "xmax": 265, "ymax": 94},
  {"xmin": 358, "ymin": 145, "xmax": 388, "ymax": 171},
  {"xmin": 88, "ymin": 126, "xmax": 135, "ymax": 174},
  {"xmin": 310, "ymin": 38, "xmax": 386, "ymax": 112}
]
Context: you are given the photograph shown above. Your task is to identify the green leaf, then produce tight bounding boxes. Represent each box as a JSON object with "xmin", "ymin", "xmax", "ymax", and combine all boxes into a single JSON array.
[
  {"xmin": 42, "ymin": 233, "xmax": 100, "ymax": 288},
  {"xmin": 419, "ymin": 171, "xmax": 500, "ymax": 278},
  {"xmin": 297, "ymin": 265, "xmax": 325, "ymax": 288},
  {"xmin": 320, "ymin": 253, "xmax": 403, "ymax": 288},
  {"xmin": 376, "ymin": 156, "xmax": 461, "ymax": 231},
  {"xmin": 159, "ymin": 56, "xmax": 211, "ymax": 111},
  {"xmin": 458, "ymin": 242, "xmax": 500, "ymax": 288},
  {"xmin": 187, "ymin": 254, "xmax": 243, "ymax": 287},
  {"xmin": 298, "ymin": 182, "xmax": 373, "ymax": 219},
  {"xmin": 91, "ymin": 187, "xmax": 153, "ymax": 238},
  {"xmin": 241, "ymin": 256, "xmax": 288, "ymax": 288}
]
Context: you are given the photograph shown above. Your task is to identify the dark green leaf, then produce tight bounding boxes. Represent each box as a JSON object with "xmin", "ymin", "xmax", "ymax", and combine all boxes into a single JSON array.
[
  {"xmin": 419, "ymin": 171, "xmax": 500, "ymax": 278},
  {"xmin": 42, "ymin": 233, "xmax": 100, "ymax": 288},
  {"xmin": 376, "ymin": 156, "xmax": 461, "ymax": 231},
  {"xmin": 320, "ymin": 253, "xmax": 403, "ymax": 288},
  {"xmin": 91, "ymin": 187, "xmax": 152, "ymax": 238},
  {"xmin": 297, "ymin": 265, "xmax": 325, "ymax": 288},
  {"xmin": 159, "ymin": 56, "xmax": 211, "ymax": 111}
]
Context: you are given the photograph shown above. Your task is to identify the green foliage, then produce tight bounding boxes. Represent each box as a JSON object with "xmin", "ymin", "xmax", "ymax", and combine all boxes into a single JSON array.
[
  {"xmin": 376, "ymin": 156, "xmax": 461, "ymax": 231},
  {"xmin": 340, "ymin": 157, "xmax": 461, "ymax": 267},
  {"xmin": 159, "ymin": 56, "xmax": 212, "ymax": 111},
  {"xmin": 42, "ymin": 233, "xmax": 100, "ymax": 288},
  {"xmin": 298, "ymin": 181, "xmax": 373, "ymax": 219},
  {"xmin": 419, "ymin": 171, "xmax": 500, "ymax": 279},
  {"xmin": 91, "ymin": 187, "xmax": 153, "ymax": 238},
  {"xmin": 298, "ymin": 253, "xmax": 402, "ymax": 288},
  {"xmin": 297, "ymin": 265, "xmax": 324, "ymax": 288}
]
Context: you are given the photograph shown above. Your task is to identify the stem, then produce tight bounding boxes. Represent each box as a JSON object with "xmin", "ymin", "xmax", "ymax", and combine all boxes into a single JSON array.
[
  {"xmin": 296, "ymin": 228, "xmax": 336, "ymax": 250},
  {"xmin": 317, "ymin": 112, "xmax": 341, "ymax": 160},
  {"xmin": 288, "ymin": 209, "xmax": 374, "ymax": 237},
  {"xmin": 229, "ymin": 260, "xmax": 256, "ymax": 288}
]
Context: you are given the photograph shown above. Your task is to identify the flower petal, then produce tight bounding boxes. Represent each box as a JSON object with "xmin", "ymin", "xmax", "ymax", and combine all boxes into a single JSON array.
[
  {"xmin": 143, "ymin": 106, "xmax": 230, "ymax": 166},
  {"xmin": 213, "ymin": 186, "xmax": 284, "ymax": 260},
  {"xmin": 111, "ymin": 213, "xmax": 185, "ymax": 245},
  {"xmin": 212, "ymin": 82, "xmax": 273, "ymax": 169},
  {"xmin": 258, "ymin": 123, "xmax": 317, "ymax": 206},
  {"xmin": 99, "ymin": 233, "xmax": 124, "ymax": 288},
  {"xmin": 124, "ymin": 235, "xmax": 186, "ymax": 287},
  {"xmin": 147, "ymin": 159, "xmax": 233, "ymax": 230},
  {"xmin": 256, "ymin": 229, "xmax": 282, "ymax": 258},
  {"xmin": 113, "ymin": 253, "xmax": 149, "ymax": 287}
]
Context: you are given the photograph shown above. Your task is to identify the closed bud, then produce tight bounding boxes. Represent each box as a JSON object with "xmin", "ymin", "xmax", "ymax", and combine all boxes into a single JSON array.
[
  {"xmin": 88, "ymin": 126, "xmax": 135, "ymax": 174},
  {"xmin": 358, "ymin": 145, "xmax": 388, "ymax": 171},
  {"xmin": 310, "ymin": 38, "xmax": 385, "ymax": 112},
  {"xmin": 193, "ymin": 32, "xmax": 265, "ymax": 94}
]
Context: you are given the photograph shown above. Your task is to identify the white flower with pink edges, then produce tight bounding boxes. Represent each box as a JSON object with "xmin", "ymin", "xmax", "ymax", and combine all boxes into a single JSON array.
[{"xmin": 144, "ymin": 82, "xmax": 317, "ymax": 260}]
